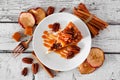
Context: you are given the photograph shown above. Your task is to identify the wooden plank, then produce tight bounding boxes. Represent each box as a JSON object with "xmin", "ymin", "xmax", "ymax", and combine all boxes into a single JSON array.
[
  {"xmin": 84, "ymin": 0, "xmax": 120, "ymax": 24},
  {"xmin": 0, "ymin": 23, "xmax": 33, "ymax": 51},
  {"xmin": 73, "ymin": 54, "xmax": 120, "ymax": 80},
  {"xmin": 1, "ymin": 53, "xmax": 120, "ymax": 80},
  {"xmin": 35, "ymin": 54, "xmax": 120, "ymax": 80},
  {"xmin": 1, "ymin": 51, "xmax": 120, "ymax": 80},
  {"xmin": 0, "ymin": 53, "xmax": 33, "ymax": 80},
  {"xmin": 92, "ymin": 25, "xmax": 120, "ymax": 52},
  {"xmin": 0, "ymin": 0, "xmax": 83, "ymax": 22},
  {"xmin": 0, "ymin": 23, "xmax": 119, "ymax": 52},
  {"xmin": 0, "ymin": 0, "xmax": 120, "ymax": 23}
]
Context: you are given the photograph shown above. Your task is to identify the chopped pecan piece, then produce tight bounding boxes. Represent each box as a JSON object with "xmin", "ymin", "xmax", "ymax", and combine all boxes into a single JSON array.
[
  {"xmin": 50, "ymin": 43, "xmax": 62, "ymax": 51},
  {"xmin": 47, "ymin": 6, "xmax": 55, "ymax": 16},
  {"xmin": 52, "ymin": 23, "xmax": 60, "ymax": 32}
]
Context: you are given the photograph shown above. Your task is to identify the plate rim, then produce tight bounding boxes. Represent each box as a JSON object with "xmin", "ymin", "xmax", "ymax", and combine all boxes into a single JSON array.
[{"xmin": 32, "ymin": 12, "xmax": 92, "ymax": 71}]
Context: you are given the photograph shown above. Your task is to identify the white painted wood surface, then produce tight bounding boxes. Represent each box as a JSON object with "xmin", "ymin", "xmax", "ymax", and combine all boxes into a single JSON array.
[
  {"xmin": 0, "ymin": 53, "xmax": 33, "ymax": 80},
  {"xmin": 0, "ymin": 23, "xmax": 33, "ymax": 51},
  {"xmin": 0, "ymin": 0, "xmax": 120, "ymax": 80},
  {"xmin": 0, "ymin": 53, "xmax": 120, "ymax": 80},
  {"xmin": 0, "ymin": 0, "xmax": 83, "ymax": 22},
  {"xmin": 0, "ymin": 0, "xmax": 120, "ymax": 23},
  {"xmin": 84, "ymin": 0, "xmax": 120, "ymax": 24},
  {"xmin": 0, "ymin": 23, "xmax": 120, "ymax": 52}
]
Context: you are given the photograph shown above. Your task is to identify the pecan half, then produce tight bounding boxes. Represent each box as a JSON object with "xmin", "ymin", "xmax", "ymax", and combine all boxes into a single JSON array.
[
  {"xmin": 52, "ymin": 22, "xmax": 60, "ymax": 32},
  {"xmin": 21, "ymin": 67, "xmax": 28, "ymax": 76},
  {"xmin": 47, "ymin": 6, "xmax": 55, "ymax": 16},
  {"xmin": 32, "ymin": 63, "xmax": 39, "ymax": 74},
  {"xmin": 22, "ymin": 57, "xmax": 33, "ymax": 64}
]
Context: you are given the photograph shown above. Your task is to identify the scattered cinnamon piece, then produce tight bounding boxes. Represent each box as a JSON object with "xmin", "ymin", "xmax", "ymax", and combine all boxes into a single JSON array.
[
  {"xmin": 12, "ymin": 32, "xmax": 21, "ymax": 42},
  {"xmin": 59, "ymin": 8, "xmax": 66, "ymax": 12}
]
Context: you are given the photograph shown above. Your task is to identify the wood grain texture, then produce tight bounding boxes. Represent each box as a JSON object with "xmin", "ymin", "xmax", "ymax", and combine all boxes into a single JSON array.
[
  {"xmin": 0, "ymin": 0, "xmax": 120, "ymax": 80},
  {"xmin": 92, "ymin": 25, "xmax": 120, "ymax": 52},
  {"xmin": 35, "ymin": 54, "xmax": 120, "ymax": 80},
  {"xmin": 0, "ymin": 53, "xmax": 33, "ymax": 80},
  {"xmin": 84, "ymin": 0, "xmax": 120, "ymax": 24},
  {"xmin": 1, "ymin": 53, "xmax": 120, "ymax": 80},
  {"xmin": 0, "ymin": 0, "xmax": 120, "ymax": 24},
  {"xmin": 0, "ymin": 23, "xmax": 33, "ymax": 51},
  {"xmin": 0, "ymin": 0, "xmax": 83, "ymax": 22},
  {"xmin": 0, "ymin": 23, "xmax": 119, "ymax": 53}
]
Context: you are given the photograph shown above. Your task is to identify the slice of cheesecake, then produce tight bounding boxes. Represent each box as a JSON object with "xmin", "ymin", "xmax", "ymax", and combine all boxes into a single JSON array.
[{"xmin": 57, "ymin": 22, "xmax": 83, "ymax": 47}]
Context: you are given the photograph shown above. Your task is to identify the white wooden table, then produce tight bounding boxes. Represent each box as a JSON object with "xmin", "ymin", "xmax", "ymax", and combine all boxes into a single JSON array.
[{"xmin": 1, "ymin": 0, "xmax": 120, "ymax": 80}]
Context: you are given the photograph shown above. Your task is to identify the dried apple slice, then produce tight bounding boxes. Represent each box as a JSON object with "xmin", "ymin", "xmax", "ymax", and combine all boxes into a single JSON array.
[
  {"xmin": 78, "ymin": 60, "xmax": 96, "ymax": 74},
  {"xmin": 28, "ymin": 7, "xmax": 46, "ymax": 24},
  {"xmin": 87, "ymin": 47, "xmax": 105, "ymax": 68},
  {"xmin": 12, "ymin": 32, "xmax": 21, "ymax": 42},
  {"xmin": 18, "ymin": 12, "xmax": 35, "ymax": 28},
  {"xmin": 24, "ymin": 27, "xmax": 33, "ymax": 36}
]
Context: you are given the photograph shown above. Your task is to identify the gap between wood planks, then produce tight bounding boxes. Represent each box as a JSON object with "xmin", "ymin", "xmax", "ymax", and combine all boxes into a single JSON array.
[
  {"xmin": 1, "ymin": 21, "xmax": 120, "ymax": 25},
  {"xmin": 0, "ymin": 50, "xmax": 120, "ymax": 54},
  {"xmin": 0, "ymin": 22, "xmax": 119, "ymax": 54}
]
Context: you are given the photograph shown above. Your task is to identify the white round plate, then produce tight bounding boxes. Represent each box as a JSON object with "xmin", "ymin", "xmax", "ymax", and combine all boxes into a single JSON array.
[{"xmin": 33, "ymin": 13, "xmax": 91, "ymax": 71}]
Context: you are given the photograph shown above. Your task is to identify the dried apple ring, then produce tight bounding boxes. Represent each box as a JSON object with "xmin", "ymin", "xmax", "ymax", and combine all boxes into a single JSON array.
[
  {"xmin": 78, "ymin": 60, "xmax": 96, "ymax": 74},
  {"xmin": 87, "ymin": 47, "xmax": 105, "ymax": 68}
]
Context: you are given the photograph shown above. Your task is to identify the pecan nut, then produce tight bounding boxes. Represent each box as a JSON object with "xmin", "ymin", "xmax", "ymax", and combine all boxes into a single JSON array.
[
  {"xmin": 21, "ymin": 67, "xmax": 28, "ymax": 76},
  {"xmin": 52, "ymin": 22, "xmax": 60, "ymax": 32},
  {"xmin": 32, "ymin": 63, "xmax": 39, "ymax": 74},
  {"xmin": 22, "ymin": 57, "xmax": 33, "ymax": 64},
  {"xmin": 47, "ymin": 6, "xmax": 55, "ymax": 16}
]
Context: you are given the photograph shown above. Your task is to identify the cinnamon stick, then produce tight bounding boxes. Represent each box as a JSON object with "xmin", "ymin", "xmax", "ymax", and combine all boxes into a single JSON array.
[
  {"xmin": 77, "ymin": 3, "xmax": 90, "ymax": 14},
  {"xmin": 32, "ymin": 51, "xmax": 54, "ymax": 78},
  {"xmin": 74, "ymin": 8, "xmax": 108, "ymax": 29},
  {"xmin": 73, "ymin": 4, "xmax": 109, "ymax": 37},
  {"xmin": 86, "ymin": 23, "xmax": 99, "ymax": 37},
  {"xmin": 74, "ymin": 4, "xmax": 100, "ymax": 37},
  {"xmin": 74, "ymin": 9, "xmax": 99, "ymax": 37},
  {"xmin": 77, "ymin": 3, "xmax": 108, "ymax": 28}
]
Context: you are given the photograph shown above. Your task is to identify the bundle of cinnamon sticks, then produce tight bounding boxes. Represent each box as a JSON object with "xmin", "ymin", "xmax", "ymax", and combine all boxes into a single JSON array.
[{"xmin": 73, "ymin": 3, "xmax": 108, "ymax": 37}]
